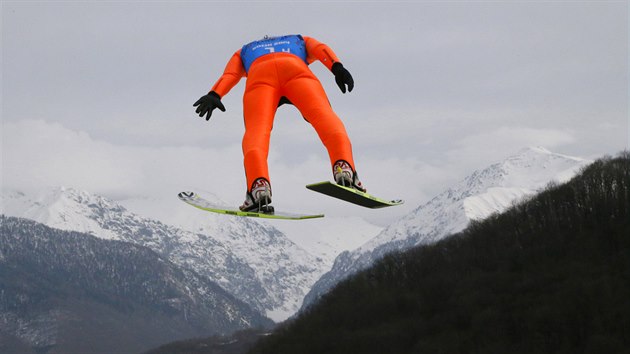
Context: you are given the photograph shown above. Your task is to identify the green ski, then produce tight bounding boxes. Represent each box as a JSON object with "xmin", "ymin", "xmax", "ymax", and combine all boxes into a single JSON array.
[{"xmin": 178, "ymin": 192, "xmax": 324, "ymax": 220}]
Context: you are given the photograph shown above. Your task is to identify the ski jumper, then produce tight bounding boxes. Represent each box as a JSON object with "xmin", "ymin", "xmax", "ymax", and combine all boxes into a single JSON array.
[{"xmin": 209, "ymin": 35, "xmax": 357, "ymax": 192}]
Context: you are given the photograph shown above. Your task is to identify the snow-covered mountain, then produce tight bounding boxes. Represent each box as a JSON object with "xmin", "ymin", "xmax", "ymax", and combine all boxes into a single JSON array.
[
  {"xmin": 302, "ymin": 147, "xmax": 591, "ymax": 310},
  {"xmin": 1, "ymin": 215, "xmax": 273, "ymax": 353},
  {"xmin": 2, "ymin": 146, "xmax": 591, "ymax": 322},
  {"xmin": 1, "ymin": 188, "xmax": 326, "ymax": 321}
]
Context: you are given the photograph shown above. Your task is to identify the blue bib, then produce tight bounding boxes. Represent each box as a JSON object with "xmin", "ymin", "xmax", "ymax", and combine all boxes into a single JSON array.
[{"xmin": 240, "ymin": 34, "xmax": 307, "ymax": 73}]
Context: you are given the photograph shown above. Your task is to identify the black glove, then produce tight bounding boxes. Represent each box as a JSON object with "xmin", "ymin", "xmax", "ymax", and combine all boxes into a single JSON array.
[
  {"xmin": 331, "ymin": 62, "xmax": 354, "ymax": 94},
  {"xmin": 193, "ymin": 91, "xmax": 226, "ymax": 121}
]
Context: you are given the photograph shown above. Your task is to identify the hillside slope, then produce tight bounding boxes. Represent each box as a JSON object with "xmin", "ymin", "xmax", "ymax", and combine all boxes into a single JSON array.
[{"xmin": 251, "ymin": 152, "xmax": 630, "ymax": 354}]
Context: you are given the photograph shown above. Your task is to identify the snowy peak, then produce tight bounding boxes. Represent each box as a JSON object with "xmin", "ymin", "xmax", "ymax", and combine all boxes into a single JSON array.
[
  {"xmin": 459, "ymin": 146, "xmax": 588, "ymax": 220},
  {"xmin": 461, "ymin": 146, "xmax": 586, "ymax": 198},
  {"xmin": 2, "ymin": 187, "xmax": 125, "ymax": 240}
]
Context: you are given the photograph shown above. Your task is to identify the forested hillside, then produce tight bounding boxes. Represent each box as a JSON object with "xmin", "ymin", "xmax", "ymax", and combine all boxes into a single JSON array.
[{"xmin": 250, "ymin": 152, "xmax": 630, "ymax": 354}]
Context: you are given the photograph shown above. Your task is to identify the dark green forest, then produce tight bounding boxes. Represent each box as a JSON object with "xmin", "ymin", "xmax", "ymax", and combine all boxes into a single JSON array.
[{"xmin": 249, "ymin": 152, "xmax": 630, "ymax": 354}]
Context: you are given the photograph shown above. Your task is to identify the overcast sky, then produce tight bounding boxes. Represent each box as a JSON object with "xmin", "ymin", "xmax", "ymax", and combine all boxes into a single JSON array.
[{"xmin": 2, "ymin": 1, "xmax": 628, "ymax": 225}]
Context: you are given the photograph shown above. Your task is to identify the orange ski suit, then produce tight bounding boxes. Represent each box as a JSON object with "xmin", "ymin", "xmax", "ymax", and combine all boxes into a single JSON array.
[{"xmin": 209, "ymin": 36, "xmax": 357, "ymax": 192}]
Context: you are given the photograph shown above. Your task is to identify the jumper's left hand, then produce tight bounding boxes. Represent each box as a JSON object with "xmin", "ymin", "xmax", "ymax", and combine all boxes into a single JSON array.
[{"xmin": 331, "ymin": 62, "xmax": 354, "ymax": 94}]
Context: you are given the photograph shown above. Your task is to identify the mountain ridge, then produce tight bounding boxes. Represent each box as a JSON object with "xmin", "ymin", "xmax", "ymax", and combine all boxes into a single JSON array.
[{"xmin": 302, "ymin": 146, "xmax": 590, "ymax": 310}]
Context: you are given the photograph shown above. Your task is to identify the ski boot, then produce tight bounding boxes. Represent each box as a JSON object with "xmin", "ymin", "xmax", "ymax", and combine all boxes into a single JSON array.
[
  {"xmin": 240, "ymin": 178, "xmax": 274, "ymax": 214},
  {"xmin": 333, "ymin": 160, "xmax": 366, "ymax": 193}
]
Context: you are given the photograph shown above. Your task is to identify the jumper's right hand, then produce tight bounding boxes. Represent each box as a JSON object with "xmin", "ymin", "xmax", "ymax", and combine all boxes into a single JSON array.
[{"xmin": 194, "ymin": 91, "xmax": 226, "ymax": 121}]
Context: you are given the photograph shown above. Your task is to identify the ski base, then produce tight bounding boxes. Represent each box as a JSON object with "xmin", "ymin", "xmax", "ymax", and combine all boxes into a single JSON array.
[{"xmin": 306, "ymin": 181, "xmax": 404, "ymax": 209}]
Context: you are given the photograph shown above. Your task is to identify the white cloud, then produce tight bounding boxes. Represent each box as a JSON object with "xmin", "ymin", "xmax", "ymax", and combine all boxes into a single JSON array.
[{"xmin": 1, "ymin": 120, "xmax": 243, "ymax": 199}]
